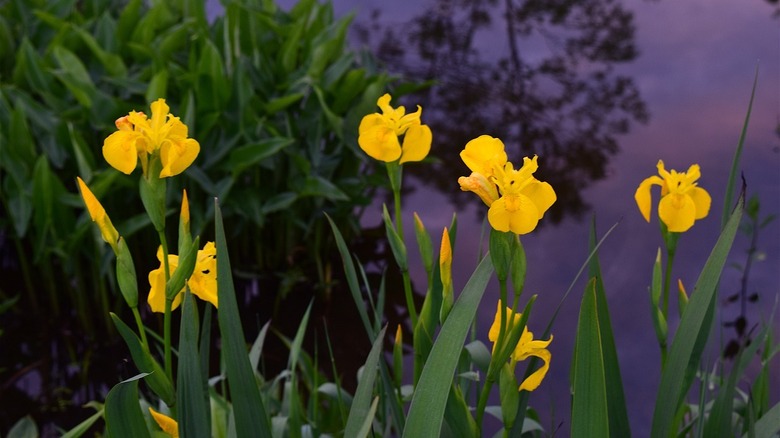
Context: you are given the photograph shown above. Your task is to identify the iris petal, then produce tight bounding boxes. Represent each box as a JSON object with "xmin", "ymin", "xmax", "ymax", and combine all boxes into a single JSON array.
[
  {"xmin": 399, "ymin": 124, "xmax": 432, "ymax": 164},
  {"xmin": 358, "ymin": 124, "xmax": 402, "ymax": 162},
  {"xmin": 460, "ymin": 135, "xmax": 507, "ymax": 176},
  {"xmin": 517, "ymin": 347, "xmax": 551, "ymax": 392},
  {"xmin": 521, "ymin": 181, "xmax": 557, "ymax": 219},
  {"xmin": 658, "ymin": 193, "xmax": 696, "ymax": 232},
  {"xmin": 688, "ymin": 186, "xmax": 711, "ymax": 220},
  {"xmin": 160, "ymin": 138, "xmax": 200, "ymax": 178},
  {"xmin": 634, "ymin": 175, "xmax": 663, "ymax": 222},
  {"xmin": 102, "ymin": 131, "xmax": 140, "ymax": 174}
]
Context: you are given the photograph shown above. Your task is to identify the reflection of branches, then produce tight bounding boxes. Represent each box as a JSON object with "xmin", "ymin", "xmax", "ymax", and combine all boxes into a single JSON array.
[{"xmin": 355, "ymin": 0, "xmax": 648, "ymax": 222}]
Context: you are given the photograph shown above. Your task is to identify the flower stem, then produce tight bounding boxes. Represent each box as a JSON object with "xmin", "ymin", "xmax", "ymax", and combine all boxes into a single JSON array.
[
  {"xmin": 159, "ymin": 229, "xmax": 173, "ymax": 382},
  {"xmin": 387, "ymin": 162, "xmax": 418, "ymax": 328},
  {"xmin": 132, "ymin": 306, "xmax": 149, "ymax": 351}
]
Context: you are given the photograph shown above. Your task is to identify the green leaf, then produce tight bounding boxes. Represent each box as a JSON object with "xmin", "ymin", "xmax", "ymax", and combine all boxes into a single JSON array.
[
  {"xmin": 744, "ymin": 402, "xmax": 780, "ymax": 438},
  {"xmin": 227, "ymin": 138, "xmax": 294, "ymax": 176},
  {"xmin": 52, "ymin": 45, "xmax": 95, "ymax": 108},
  {"xmin": 382, "ymin": 203, "xmax": 407, "ymax": 271},
  {"xmin": 116, "ymin": 238, "xmax": 139, "ymax": 308},
  {"xmin": 296, "ymin": 175, "xmax": 349, "ymax": 201},
  {"xmin": 651, "ymin": 195, "xmax": 744, "ymax": 437},
  {"xmin": 146, "ymin": 70, "xmax": 169, "ymax": 103},
  {"xmin": 402, "ymin": 255, "xmax": 493, "ymax": 438},
  {"xmin": 166, "ymin": 237, "xmax": 200, "ymax": 300},
  {"xmin": 264, "ymin": 93, "xmax": 304, "ymax": 114},
  {"xmin": 13, "ymin": 38, "xmax": 51, "ymax": 94},
  {"xmin": 355, "ymin": 397, "xmax": 380, "ymax": 438},
  {"xmin": 587, "ymin": 219, "xmax": 631, "ymax": 437},
  {"xmin": 215, "ymin": 199, "xmax": 272, "ymax": 437},
  {"xmin": 344, "ymin": 326, "xmax": 387, "ymax": 438},
  {"xmin": 61, "ymin": 405, "xmax": 104, "ymax": 438},
  {"xmin": 177, "ymin": 290, "xmax": 210, "ymax": 437},
  {"xmin": 571, "ymin": 279, "xmax": 609, "ymax": 438},
  {"xmin": 261, "ymin": 192, "xmax": 298, "ymax": 215},
  {"xmin": 325, "ymin": 214, "xmax": 375, "ymax": 337},
  {"xmin": 104, "ymin": 374, "xmax": 152, "ymax": 438},
  {"xmin": 499, "ymin": 363, "xmax": 520, "ymax": 431},
  {"xmin": 110, "ymin": 313, "xmax": 175, "ymax": 406},
  {"xmin": 7, "ymin": 416, "xmax": 37, "ymax": 438}
]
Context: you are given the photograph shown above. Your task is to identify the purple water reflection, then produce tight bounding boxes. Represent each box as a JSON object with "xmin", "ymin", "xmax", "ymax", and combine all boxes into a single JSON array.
[{"xmin": 336, "ymin": 0, "xmax": 780, "ymax": 435}]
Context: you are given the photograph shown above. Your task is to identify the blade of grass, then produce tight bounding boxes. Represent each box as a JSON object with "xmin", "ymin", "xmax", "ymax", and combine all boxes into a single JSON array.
[
  {"xmin": 651, "ymin": 194, "xmax": 744, "ymax": 437},
  {"xmin": 402, "ymin": 255, "xmax": 493, "ymax": 438},
  {"xmin": 587, "ymin": 218, "xmax": 631, "ymax": 437},
  {"xmin": 721, "ymin": 66, "xmax": 757, "ymax": 229},
  {"xmin": 344, "ymin": 326, "xmax": 387, "ymax": 437},
  {"xmin": 743, "ymin": 401, "xmax": 780, "ymax": 438},
  {"xmin": 215, "ymin": 199, "xmax": 272, "ymax": 437},
  {"xmin": 177, "ymin": 290, "xmax": 210, "ymax": 437},
  {"xmin": 571, "ymin": 279, "xmax": 609, "ymax": 437}
]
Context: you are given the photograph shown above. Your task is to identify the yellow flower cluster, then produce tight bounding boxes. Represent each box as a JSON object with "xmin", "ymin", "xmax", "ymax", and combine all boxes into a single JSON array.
[
  {"xmin": 458, "ymin": 135, "xmax": 556, "ymax": 234},
  {"xmin": 147, "ymin": 242, "xmax": 218, "ymax": 313}
]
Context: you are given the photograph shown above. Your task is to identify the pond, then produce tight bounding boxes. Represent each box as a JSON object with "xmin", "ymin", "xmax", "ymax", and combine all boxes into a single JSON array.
[
  {"xmin": 2, "ymin": 0, "xmax": 778, "ymax": 436},
  {"xmin": 298, "ymin": 0, "xmax": 780, "ymax": 434}
]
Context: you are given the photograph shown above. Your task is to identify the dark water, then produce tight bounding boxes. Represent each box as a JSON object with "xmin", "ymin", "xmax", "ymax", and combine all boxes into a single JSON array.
[
  {"xmin": 319, "ymin": 0, "xmax": 780, "ymax": 435},
  {"xmin": 3, "ymin": 0, "xmax": 779, "ymax": 436}
]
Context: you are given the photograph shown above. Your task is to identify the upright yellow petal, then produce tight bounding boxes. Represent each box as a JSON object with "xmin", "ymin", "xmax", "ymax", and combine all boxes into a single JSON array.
[
  {"xmin": 180, "ymin": 189, "xmax": 190, "ymax": 226},
  {"xmin": 460, "ymin": 135, "xmax": 507, "ymax": 177},
  {"xmin": 439, "ymin": 227, "xmax": 452, "ymax": 290},
  {"xmin": 76, "ymin": 177, "xmax": 119, "ymax": 251},
  {"xmin": 399, "ymin": 124, "xmax": 432, "ymax": 163},
  {"xmin": 658, "ymin": 193, "xmax": 696, "ymax": 232},
  {"xmin": 149, "ymin": 407, "xmax": 179, "ymax": 437}
]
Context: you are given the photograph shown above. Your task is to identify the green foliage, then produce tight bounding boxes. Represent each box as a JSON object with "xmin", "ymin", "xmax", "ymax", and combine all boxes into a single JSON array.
[{"xmin": 0, "ymin": 0, "xmax": 391, "ymax": 334}]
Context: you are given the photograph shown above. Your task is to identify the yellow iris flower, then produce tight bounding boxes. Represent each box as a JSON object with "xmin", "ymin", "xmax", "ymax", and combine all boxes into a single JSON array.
[
  {"xmin": 458, "ymin": 136, "xmax": 556, "ymax": 234},
  {"xmin": 149, "ymin": 407, "xmax": 179, "ymax": 437},
  {"xmin": 488, "ymin": 300, "xmax": 553, "ymax": 392},
  {"xmin": 102, "ymin": 98, "xmax": 200, "ymax": 178},
  {"xmin": 76, "ymin": 177, "xmax": 119, "ymax": 252},
  {"xmin": 634, "ymin": 160, "xmax": 711, "ymax": 232},
  {"xmin": 147, "ymin": 242, "xmax": 218, "ymax": 313},
  {"xmin": 358, "ymin": 93, "xmax": 432, "ymax": 163}
]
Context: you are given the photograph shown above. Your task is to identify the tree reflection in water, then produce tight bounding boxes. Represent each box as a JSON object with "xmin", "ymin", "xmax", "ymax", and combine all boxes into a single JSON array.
[{"xmin": 354, "ymin": 0, "xmax": 649, "ymax": 222}]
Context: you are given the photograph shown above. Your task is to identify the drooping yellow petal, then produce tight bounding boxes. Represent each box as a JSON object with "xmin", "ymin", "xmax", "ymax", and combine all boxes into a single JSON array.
[
  {"xmin": 460, "ymin": 135, "xmax": 507, "ymax": 177},
  {"xmin": 517, "ymin": 344, "xmax": 551, "ymax": 392},
  {"xmin": 76, "ymin": 177, "xmax": 119, "ymax": 251},
  {"xmin": 358, "ymin": 113, "xmax": 387, "ymax": 135},
  {"xmin": 399, "ymin": 124, "xmax": 432, "ymax": 163},
  {"xmin": 488, "ymin": 195, "xmax": 540, "ymax": 235},
  {"xmin": 688, "ymin": 186, "xmax": 711, "ymax": 220},
  {"xmin": 159, "ymin": 138, "xmax": 200, "ymax": 177},
  {"xmin": 102, "ymin": 130, "xmax": 141, "ymax": 174},
  {"xmin": 634, "ymin": 175, "xmax": 664, "ymax": 222},
  {"xmin": 658, "ymin": 193, "xmax": 696, "ymax": 232},
  {"xmin": 520, "ymin": 180, "xmax": 557, "ymax": 219},
  {"xmin": 149, "ymin": 407, "xmax": 179, "ymax": 437},
  {"xmin": 458, "ymin": 172, "xmax": 499, "ymax": 206},
  {"xmin": 358, "ymin": 124, "xmax": 402, "ymax": 162}
]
